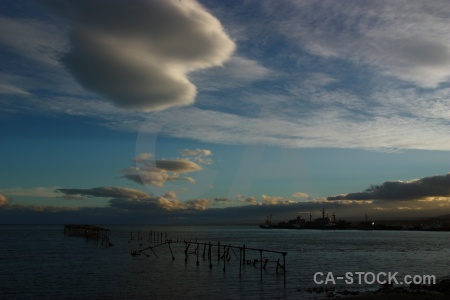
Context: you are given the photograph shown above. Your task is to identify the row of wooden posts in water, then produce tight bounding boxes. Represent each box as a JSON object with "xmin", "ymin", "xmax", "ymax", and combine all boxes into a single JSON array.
[
  {"xmin": 63, "ymin": 226, "xmax": 287, "ymax": 286},
  {"xmin": 129, "ymin": 230, "xmax": 167, "ymax": 245},
  {"xmin": 63, "ymin": 224, "xmax": 113, "ymax": 247},
  {"xmin": 130, "ymin": 230, "xmax": 287, "ymax": 286}
]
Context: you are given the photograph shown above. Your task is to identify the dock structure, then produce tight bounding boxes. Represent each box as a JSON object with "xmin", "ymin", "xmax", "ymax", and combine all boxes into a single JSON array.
[
  {"xmin": 131, "ymin": 238, "xmax": 287, "ymax": 286},
  {"xmin": 64, "ymin": 224, "xmax": 112, "ymax": 247},
  {"xmin": 128, "ymin": 230, "xmax": 168, "ymax": 244}
]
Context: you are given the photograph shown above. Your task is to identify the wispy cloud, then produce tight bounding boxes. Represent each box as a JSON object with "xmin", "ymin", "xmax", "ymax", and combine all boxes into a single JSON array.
[
  {"xmin": 291, "ymin": 192, "xmax": 309, "ymax": 200},
  {"xmin": 0, "ymin": 194, "xmax": 10, "ymax": 206},
  {"xmin": 0, "ymin": 187, "xmax": 60, "ymax": 198},
  {"xmin": 261, "ymin": 194, "xmax": 295, "ymax": 205},
  {"xmin": 1, "ymin": 0, "xmax": 450, "ymax": 153},
  {"xmin": 56, "ymin": 186, "xmax": 208, "ymax": 212},
  {"xmin": 0, "ymin": 16, "xmax": 66, "ymax": 67},
  {"xmin": 0, "ymin": 83, "xmax": 30, "ymax": 95},
  {"xmin": 214, "ymin": 197, "xmax": 231, "ymax": 205},
  {"xmin": 237, "ymin": 195, "xmax": 258, "ymax": 205},
  {"xmin": 56, "ymin": 187, "xmax": 150, "ymax": 200},
  {"xmin": 271, "ymin": 0, "xmax": 450, "ymax": 88},
  {"xmin": 180, "ymin": 149, "xmax": 212, "ymax": 157},
  {"xmin": 2, "ymin": 184, "xmax": 450, "ymax": 224},
  {"xmin": 185, "ymin": 198, "xmax": 212, "ymax": 210},
  {"xmin": 137, "ymin": 104, "xmax": 450, "ymax": 151},
  {"xmin": 108, "ymin": 197, "xmax": 186, "ymax": 212},
  {"xmin": 191, "ymin": 56, "xmax": 272, "ymax": 91},
  {"xmin": 122, "ymin": 152, "xmax": 206, "ymax": 187},
  {"xmin": 3, "ymin": 195, "xmax": 447, "ymax": 224},
  {"xmin": 180, "ymin": 148, "xmax": 213, "ymax": 165}
]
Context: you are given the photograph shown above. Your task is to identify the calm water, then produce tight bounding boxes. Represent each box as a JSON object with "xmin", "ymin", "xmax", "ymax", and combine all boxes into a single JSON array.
[{"xmin": 1, "ymin": 225, "xmax": 449, "ymax": 299}]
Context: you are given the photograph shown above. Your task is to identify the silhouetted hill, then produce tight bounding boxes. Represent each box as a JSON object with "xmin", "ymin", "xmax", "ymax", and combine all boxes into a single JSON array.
[{"xmin": 435, "ymin": 214, "xmax": 450, "ymax": 220}]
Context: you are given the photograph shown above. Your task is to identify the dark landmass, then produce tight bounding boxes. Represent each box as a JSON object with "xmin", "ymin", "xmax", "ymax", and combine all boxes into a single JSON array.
[
  {"xmin": 259, "ymin": 211, "xmax": 450, "ymax": 231},
  {"xmin": 300, "ymin": 278, "xmax": 450, "ymax": 299}
]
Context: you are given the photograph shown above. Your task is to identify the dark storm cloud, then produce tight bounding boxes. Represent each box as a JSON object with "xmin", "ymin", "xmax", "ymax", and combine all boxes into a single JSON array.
[
  {"xmin": 327, "ymin": 173, "xmax": 450, "ymax": 201},
  {"xmin": 45, "ymin": 0, "xmax": 235, "ymax": 111}
]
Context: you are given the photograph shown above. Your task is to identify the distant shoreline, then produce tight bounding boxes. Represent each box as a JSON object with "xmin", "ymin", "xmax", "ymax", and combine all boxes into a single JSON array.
[{"xmin": 311, "ymin": 278, "xmax": 450, "ymax": 300}]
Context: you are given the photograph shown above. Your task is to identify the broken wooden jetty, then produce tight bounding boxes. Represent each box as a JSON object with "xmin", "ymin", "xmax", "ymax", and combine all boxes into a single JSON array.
[
  {"xmin": 64, "ymin": 224, "xmax": 113, "ymax": 247},
  {"xmin": 130, "ymin": 232, "xmax": 287, "ymax": 286}
]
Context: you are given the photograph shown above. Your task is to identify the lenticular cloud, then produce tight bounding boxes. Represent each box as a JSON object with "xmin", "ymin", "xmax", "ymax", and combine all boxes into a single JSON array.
[{"xmin": 51, "ymin": 0, "xmax": 235, "ymax": 111}]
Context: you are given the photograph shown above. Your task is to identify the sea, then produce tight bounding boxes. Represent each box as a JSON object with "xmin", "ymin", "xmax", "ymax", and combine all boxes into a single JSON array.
[{"xmin": 1, "ymin": 225, "xmax": 449, "ymax": 299}]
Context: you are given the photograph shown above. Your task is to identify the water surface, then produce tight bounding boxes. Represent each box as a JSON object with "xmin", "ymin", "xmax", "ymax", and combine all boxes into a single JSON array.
[{"xmin": 1, "ymin": 225, "xmax": 449, "ymax": 299}]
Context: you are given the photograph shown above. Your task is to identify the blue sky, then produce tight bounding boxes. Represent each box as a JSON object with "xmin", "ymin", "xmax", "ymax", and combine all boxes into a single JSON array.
[{"xmin": 1, "ymin": 0, "xmax": 450, "ymax": 224}]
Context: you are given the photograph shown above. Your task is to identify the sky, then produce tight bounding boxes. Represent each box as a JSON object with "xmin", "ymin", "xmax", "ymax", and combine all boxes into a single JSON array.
[{"xmin": 1, "ymin": 0, "xmax": 450, "ymax": 225}]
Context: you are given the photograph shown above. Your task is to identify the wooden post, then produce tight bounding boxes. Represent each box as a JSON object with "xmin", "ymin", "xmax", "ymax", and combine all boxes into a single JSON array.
[
  {"xmin": 150, "ymin": 247, "xmax": 158, "ymax": 259},
  {"xmin": 208, "ymin": 242, "xmax": 212, "ymax": 268},
  {"xmin": 223, "ymin": 245, "xmax": 226, "ymax": 272},
  {"xmin": 226, "ymin": 244, "xmax": 231, "ymax": 261},
  {"xmin": 218, "ymin": 242, "xmax": 220, "ymax": 262},
  {"xmin": 260, "ymin": 250, "xmax": 263, "ymax": 282},
  {"xmin": 283, "ymin": 253, "xmax": 286, "ymax": 287},
  {"xmin": 168, "ymin": 241, "xmax": 175, "ymax": 261},
  {"xmin": 239, "ymin": 247, "xmax": 242, "ymax": 276},
  {"xmin": 202, "ymin": 242, "xmax": 206, "ymax": 258},
  {"xmin": 128, "ymin": 238, "xmax": 288, "ymax": 287},
  {"xmin": 263, "ymin": 258, "xmax": 269, "ymax": 269},
  {"xmin": 184, "ymin": 241, "xmax": 190, "ymax": 263},
  {"xmin": 196, "ymin": 243, "xmax": 200, "ymax": 266}
]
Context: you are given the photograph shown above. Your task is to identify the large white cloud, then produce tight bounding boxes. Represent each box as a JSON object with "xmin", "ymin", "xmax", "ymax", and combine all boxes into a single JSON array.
[
  {"xmin": 45, "ymin": 0, "xmax": 235, "ymax": 111},
  {"xmin": 2, "ymin": 0, "xmax": 450, "ymax": 152}
]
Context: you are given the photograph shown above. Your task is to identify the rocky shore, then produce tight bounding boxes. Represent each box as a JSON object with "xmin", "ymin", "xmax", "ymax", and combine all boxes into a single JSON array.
[{"xmin": 299, "ymin": 278, "xmax": 450, "ymax": 299}]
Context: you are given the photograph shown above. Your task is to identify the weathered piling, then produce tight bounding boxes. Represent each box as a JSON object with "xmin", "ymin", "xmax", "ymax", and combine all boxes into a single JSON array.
[
  {"xmin": 260, "ymin": 250, "xmax": 263, "ymax": 282},
  {"xmin": 134, "ymin": 239, "xmax": 288, "ymax": 287},
  {"xmin": 167, "ymin": 241, "xmax": 175, "ymax": 261},
  {"xmin": 202, "ymin": 242, "xmax": 206, "ymax": 258},
  {"xmin": 218, "ymin": 241, "xmax": 221, "ymax": 261}
]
